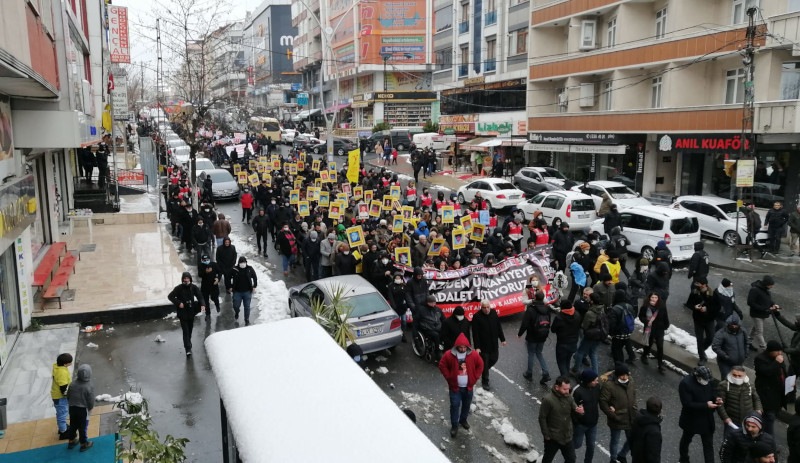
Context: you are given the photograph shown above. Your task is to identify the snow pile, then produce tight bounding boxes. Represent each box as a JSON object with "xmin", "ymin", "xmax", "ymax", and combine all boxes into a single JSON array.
[
  {"xmin": 95, "ymin": 394, "xmax": 117, "ymax": 402},
  {"xmin": 95, "ymin": 391, "xmax": 143, "ymax": 405},
  {"xmin": 490, "ymin": 418, "xmax": 531, "ymax": 450},
  {"xmin": 154, "ymin": 335, "xmax": 166, "ymax": 343},
  {"xmin": 663, "ymin": 359, "xmax": 689, "ymax": 376},
  {"xmin": 228, "ymin": 234, "xmax": 290, "ymax": 325},
  {"xmin": 86, "ymin": 342, "xmax": 98, "ymax": 348},
  {"xmin": 471, "ymin": 388, "xmax": 509, "ymax": 418},
  {"xmin": 375, "ymin": 355, "xmax": 389, "ymax": 362},
  {"xmin": 524, "ymin": 449, "xmax": 542, "ymax": 462},
  {"xmin": 163, "ymin": 312, "xmax": 177, "ymax": 320},
  {"xmin": 663, "ymin": 324, "xmax": 717, "ymax": 359},
  {"xmin": 480, "ymin": 444, "xmax": 512, "ymax": 463},
  {"xmin": 375, "ymin": 366, "xmax": 389, "ymax": 374}
]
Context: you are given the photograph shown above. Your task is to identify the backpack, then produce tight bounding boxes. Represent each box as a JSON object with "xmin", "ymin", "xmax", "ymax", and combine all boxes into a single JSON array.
[
  {"xmin": 619, "ymin": 305, "xmax": 635, "ymax": 334},
  {"xmin": 532, "ymin": 311, "xmax": 551, "ymax": 339},
  {"xmin": 585, "ymin": 311, "xmax": 610, "ymax": 341}
]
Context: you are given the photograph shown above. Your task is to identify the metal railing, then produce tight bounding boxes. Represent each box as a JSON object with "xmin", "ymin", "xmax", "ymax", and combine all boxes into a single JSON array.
[
  {"xmin": 459, "ymin": 20, "xmax": 469, "ymax": 34},
  {"xmin": 485, "ymin": 10, "xmax": 497, "ymax": 25},
  {"xmin": 485, "ymin": 59, "xmax": 497, "ymax": 72}
]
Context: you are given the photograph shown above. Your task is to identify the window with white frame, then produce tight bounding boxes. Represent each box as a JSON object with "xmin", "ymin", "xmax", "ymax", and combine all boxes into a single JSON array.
[
  {"xmin": 651, "ymin": 76, "xmax": 663, "ymax": 108},
  {"xmin": 486, "ymin": 38, "xmax": 496, "ymax": 71},
  {"xmin": 655, "ymin": 8, "xmax": 667, "ymax": 39},
  {"xmin": 580, "ymin": 20, "xmax": 597, "ymax": 50},
  {"xmin": 602, "ymin": 81, "xmax": 613, "ymax": 110},
  {"xmin": 733, "ymin": 0, "xmax": 760, "ymax": 24},
  {"xmin": 780, "ymin": 62, "xmax": 800, "ymax": 100},
  {"xmin": 725, "ymin": 68, "xmax": 746, "ymax": 104},
  {"xmin": 435, "ymin": 48, "xmax": 453, "ymax": 71},
  {"xmin": 791, "ymin": 0, "xmax": 800, "ymax": 13},
  {"xmin": 607, "ymin": 17, "xmax": 617, "ymax": 47}
]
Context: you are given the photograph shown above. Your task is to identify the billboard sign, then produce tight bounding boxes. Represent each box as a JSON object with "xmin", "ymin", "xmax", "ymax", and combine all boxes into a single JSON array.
[
  {"xmin": 111, "ymin": 76, "xmax": 129, "ymax": 121},
  {"xmin": 107, "ymin": 6, "xmax": 130, "ymax": 63}
]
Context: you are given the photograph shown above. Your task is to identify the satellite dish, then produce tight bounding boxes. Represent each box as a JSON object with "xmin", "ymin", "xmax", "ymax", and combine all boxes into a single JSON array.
[{"xmin": 324, "ymin": 27, "xmax": 333, "ymax": 36}]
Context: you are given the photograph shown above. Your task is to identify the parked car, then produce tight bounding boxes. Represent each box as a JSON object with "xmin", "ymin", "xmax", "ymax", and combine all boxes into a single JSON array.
[
  {"xmin": 166, "ymin": 139, "xmax": 187, "ymax": 149},
  {"xmin": 191, "ymin": 158, "xmax": 216, "ymax": 171},
  {"xmin": 517, "ymin": 191, "xmax": 598, "ymax": 229},
  {"xmin": 197, "ymin": 169, "xmax": 240, "ymax": 201},
  {"xmin": 293, "ymin": 134, "xmax": 323, "ymax": 151},
  {"xmin": 288, "ymin": 275, "xmax": 403, "ymax": 354},
  {"xmin": 456, "ymin": 178, "xmax": 526, "ymax": 210},
  {"xmin": 368, "ymin": 129, "xmax": 415, "ymax": 152},
  {"xmin": 280, "ymin": 128, "xmax": 298, "ymax": 144},
  {"xmin": 574, "ymin": 180, "xmax": 651, "ymax": 210},
  {"xmin": 588, "ymin": 205, "xmax": 701, "ymax": 261},
  {"xmin": 512, "ymin": 167, "xmax": 576, "ymax": 195},
  {"xmin": 169, "ymin": 146, "xmax": 191, "ymax": 165},
  {"xmin": 718, "ymin": 182, "xmax": 784, "ymax": 209},
  {"xmin": 310, "ymin": 138, "xmax": 357, "ymax": 156},
  {"xmin": 671, "ymin": 195, "xmax": 748, "ymax": 246}
]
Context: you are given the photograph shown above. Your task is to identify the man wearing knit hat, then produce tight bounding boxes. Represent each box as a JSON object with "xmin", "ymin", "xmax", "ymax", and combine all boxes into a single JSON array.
[
  {"xmin": 572, "ymin": 369, "xmax": 600, "ymax": 463},
  {"xmin": 747, "ymin": 275, "xmax": 777, "ymax": 351},
  {"xmin": 600, "ymin": 363, "xmax": 637, "ymax": 463},
  {"xmin": 748, "ymin": 440, "xmax": 776, "ymax": 463},
  {"xmin": 719, "ymin": 412, "xmax": 776, "ymax": 463},
  {"xmin": 753, "ymin": 339, "xmax": 787, "ymax": 436},
  {"xmin": 678, "ymin": 366, "xmax": 718, "ymax": 463}
]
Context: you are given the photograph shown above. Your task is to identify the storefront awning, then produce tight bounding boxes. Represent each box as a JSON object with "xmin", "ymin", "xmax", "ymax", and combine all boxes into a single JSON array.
[
  {"xmin": 12, "ymin": 110, "xmax": 101, "ymax": 148},
  {"xmin": 523, "ymin": 143, "xmax": 626, "ymax": 154},
  {"xmin": 459, "ymin": 137, "xmax": 494, "ymax": 152},
  {"xmin": 324, "ymin": 103, "xmax": 350, "ymax": 114},
  {"xmin": 478, "ymin": 139, "xmax": 503, "ymax": 148},
  {"xmin": 291, "ymin": 108, "xmax": 323, "ymax": 122}
]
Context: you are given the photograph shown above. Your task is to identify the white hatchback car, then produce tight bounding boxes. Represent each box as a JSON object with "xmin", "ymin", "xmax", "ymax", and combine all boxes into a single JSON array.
[
  {"xmin": 671, "ymin": 195, "xmax": 748, "ymax": 246},
  {"xmin": 517, "ymin": 191, "xmax": 598, "ymax": 228},
  {"xmin": 574, "ymin": 180, "xmax": 652, "ymax": 210},
  {"xmin": 456, "ymin": 178, "xmax": 526, "ymax": 209},
  {"xmin": 588, "ymin": 205, "xmax": 701, "ymax": 261}
]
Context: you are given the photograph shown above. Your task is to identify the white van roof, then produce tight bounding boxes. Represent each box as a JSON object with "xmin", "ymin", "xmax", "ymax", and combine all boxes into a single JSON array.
[{"xmin": 206, "ymin": 318, "xmax": 449, "ymax": 463}]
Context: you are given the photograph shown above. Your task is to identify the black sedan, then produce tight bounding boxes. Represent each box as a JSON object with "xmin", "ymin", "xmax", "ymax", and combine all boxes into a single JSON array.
[{"xmin": 310, "ymin": 138, "xmax": 358, "ymax": 156}]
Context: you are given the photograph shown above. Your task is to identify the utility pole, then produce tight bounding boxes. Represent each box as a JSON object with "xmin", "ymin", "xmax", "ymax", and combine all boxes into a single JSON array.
[{"xmin": 735, "ymin": 7, "xmax": 758, "ymax": 251}]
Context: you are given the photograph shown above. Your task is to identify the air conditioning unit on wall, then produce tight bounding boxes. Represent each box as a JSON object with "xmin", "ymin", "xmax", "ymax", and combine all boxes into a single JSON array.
[
  {"xmin": 579, "ymin": 83, "xmax": 594, "ymax": 107},
  {"xmin": 579, "ymin": 19, "xmax": 597, "ymax": 51}
]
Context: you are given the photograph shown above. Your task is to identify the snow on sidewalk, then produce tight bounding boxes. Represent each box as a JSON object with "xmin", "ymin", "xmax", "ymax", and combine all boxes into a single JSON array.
[{"xmin": 228, "ymin": 234, "xmax": 290, "ymax": 325}]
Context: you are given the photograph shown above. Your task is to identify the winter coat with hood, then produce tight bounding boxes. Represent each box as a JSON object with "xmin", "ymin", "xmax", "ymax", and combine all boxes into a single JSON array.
[
  {"xmin": 713, "ymin": 284, "xmax": 743, "ymax": 323},
  {"xmin": 406, "ymin": 269, "xmax": 430, "ymax": 310},
  {"xmin": 685, "ymin": 285, "xmax": 718, "ymax": 324},
  {"xmin": 630, "ymin": 409, "xmax": 662, "ymax": 463},
  {"xmin": 551, "ymin": 309, "xmax": 582, "ymax": 346},
  {"xmin": 552, "ymin": 228, "xmax": 575, "ymax": 256},
  {"xmin": 716, "ymin": 375, "xmax": 762, "ymax": 426},
  {"xmin": 719, "ymin": 412, "xmax": 777, "ymax": 463},
  {"xmin": 168, "ymin": 272, "xmax": 204, "ymax": 320},
  {"xmin": 227, "ymin": 263, "xmax": 257, "ymax": 293},
  {"xmin": 646, "ymin": 262, "xmax": 671, "ymax": 301},
  {"xmin": 191, "ymin": 221, "xmax": 210, "ymax": 245},
  {"xmin": 416, "ymin": 302, "xmax": 444, "ymax": 335},
  {"xmin": 712, "ymin": 314, "xmax": 749, "ymax": 366},
  {"xmin": 678, "ymin": 374, "xmax": 717, "ymax": 435},
  {"xmin": 438, "ymin": 333, "xmax": 484, "ymax": 392},
  {"xmin": 471, "ymin": 308, "xmax": 506, "ymax": 355},
  {"xmin": 215, "ymin": 238, "xmax": 237, "ymax": 274},
  {"xmin": 198, "ymin": 261, "xmax": 223, "ymax": 290},
  {"xmin": 518, "ymin": 301, "xmax": 552, "ymax": 343},
  {"xmin": 687, "ymin": 242, "xmax": 710, "ymax": 279},
  {"xmin": 774, "ymin": 311, "xmax": 800, "ymax": 370},
  {"xmin": 609, "ymin": 291, "xmax": 637, "ymax": 338},
  {"xmin": 539, "ymin": 385, "xmax": 579, "ymax": 445},
  {"xmin": 600, "ymin": 375, "xmax": 638, "ymax": 430},
  {"xmin": 67, "ymin": 364, "xmax": 95, "ymax": 411},
  {"xmin": 747, "ymin": 279, "xmax": 774, "ymax": 319},
  {"xmin": 440, "ymin": 313, "xmax": 472, "ymax": 351},
  {"xmin": 754, "ymin": 349, "xmax": 788, "ymax": 412}
]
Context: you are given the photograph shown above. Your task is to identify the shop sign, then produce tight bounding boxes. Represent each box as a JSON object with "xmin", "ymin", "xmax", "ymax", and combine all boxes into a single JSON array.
[
  {"xmin": 570, "ymin": 144, "xmax": 627, "ymax": 155},
  {"xmin": 476, "ymin": 122, "xmax": 512, "ymax": 136},
  {"xmin": 464, "ymin": 76, "xmax": 485, "ymax": 86},
  {"xmin": 524, "ymin": 143, "xmax": 570, "ymax": 153},
  {"xmin": 372, "ymin": 91, "xmax": 436, "ymax": 101},
  {"xmin": 442, "ymin": 78, "xmax": 526, "ymax": 96},
  {"xmin": 528, "ymin": 132, "xmax": 620, "ymax": 145},
  {"xmin": 736, "ymin": 159, "xmax": 756, "ymax": 187},
  {"xmin": 0, "ymin": 175, "xmax": 37, "ymax": 254},
  {"xmin": 440, "ymin": 114, "xmax": 478, "ymax": 123},
  {"xmin": 657, "ymin": 134, "xmax": 751, "ymax": 152},
  {"xmin": 441, "ymin": 123, "xmax": 475, "ymax": 134}
]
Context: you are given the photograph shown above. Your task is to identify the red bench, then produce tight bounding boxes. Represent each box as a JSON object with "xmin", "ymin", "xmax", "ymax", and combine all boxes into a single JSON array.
[{"xmin": 33, "ymin": 243, "xmax": 77, "ymax": 310}]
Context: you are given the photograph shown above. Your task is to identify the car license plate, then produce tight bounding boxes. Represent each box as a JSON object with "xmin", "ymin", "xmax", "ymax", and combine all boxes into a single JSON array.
[
  {"xmin": 357, "ymin": 326, "xmax": 384, "ymax": 337},
  {"xmin": 510, "ymin": 195, "xmax": 520, "ymax": 199},
  {"xmin": 680, "ymin": 245, "xmax": 692, "ymax": 251},
  {"xmin": 578, "ymin": 214, "xmax": 589, "ymax": 219}
]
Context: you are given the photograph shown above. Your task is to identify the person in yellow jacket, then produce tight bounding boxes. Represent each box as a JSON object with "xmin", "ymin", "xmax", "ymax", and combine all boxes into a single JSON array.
[
  {"xmin": 601, "ymin": 250, "xmax": 623, "ymax": 284},
  {"xmin": 51, "ymin": 353, "xmax": 73, "ymax": 439}
]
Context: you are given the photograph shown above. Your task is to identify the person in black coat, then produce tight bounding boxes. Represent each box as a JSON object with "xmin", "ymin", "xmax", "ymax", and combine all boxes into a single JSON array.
[
  {"xmin": 191, "ymin": 217, "xmax": 211, "ymax": 268},
  {"xmin": 215, "ymin": 237, "xmax": 237, "ymax": 290},
  {"xmin": 300, "ymin": 230, "xmax": 321, "ymax": 281},
  {"xmin": 550, "ymin": 300, "xmax": 582, "ymax": 377},
  {"xmin": 685, "ymin": 276, "xmax": 719, "ymax": 365},
  {"xmin": 371, "ymin": 251, "xmax": 394, "ymax": 298},
  {"xmin": 440, "ymin": 306, "xmax": 471, "ymax": 350},
  {"xmin": 639, "ymin": 292, "xmax": 670, "ymax": 373},
  {"xmin": 406, "ymin": 267, "xmax": 430, "ymax": 312},
  {"xmin": 333, "ymin": 244, "xmax": 359, "ymax": 276},
  {"xmin": 471, "ymin": 300, "xmax": 506, "ymax": 390},
  {"xmin": 688, "ymin": 241, "xmax": 710, "ymax": 282},
  {"xmin": 551, "ymin": 222, "xmax": 575, "ymax": 271},
  {"xmin": 251, "ymin": 208, "xmax": 271, "ymax": 257},
  {"xmin": 518, "ymin": 292, "xmax": 553, "ymax": 383},
  {"xmin": 227, "ymin": 256, "xmax": 257, "ymax": 325},
  {"xmin": 387, "ymin": 273, "xmax": 413, "ymax": 341},
  {"xmin": 788, "ymin": 396, "xmax": 800, "ymax": 463},
  {"xmin": 572, "ymin": 369, "xmax": 601, "ymax": 462},
  {"xmin": 754, "ymin": 340, "xmax": 788, "ymax": 436},
  {"xmin": 198, "ymin": 256, "xmax": 222, "ymax": 319},
  {"xmin": 646, "ymin": 262, "xmax": 671, "ymax": 303},
  {"xmin": 603, "ymin": 204, "xmax": 622, "ymax": 235},
  {"xmin": 748, "ymin": 276, "xmax": 776, "ymax": 351},
  {"xmin": 630, "ymin": 397, "xmax": 663, "ymax": 463},
  {"xmin": 179, "ymin": 204, "xmax": 198, "ymax": 252},
  {"xmin": 713, "ymin": 278, "xmax": 743, "ymax": 332},
  {"xmin": 167, "ymin": 272, "xmax": 205, "ymax": 356},
  {"xmin": 678, "ymin": 366, "xmax": 718, "ymax": 463}
]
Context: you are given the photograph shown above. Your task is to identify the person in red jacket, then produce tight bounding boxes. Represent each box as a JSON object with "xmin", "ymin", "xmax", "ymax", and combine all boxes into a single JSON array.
[
  {"xmin": 240, "ymin": 188, "xmax": 254, "ymax": 223},
  {"xmin": 439, "ymin": 333, "xmax": 484, "ymax": 438}
]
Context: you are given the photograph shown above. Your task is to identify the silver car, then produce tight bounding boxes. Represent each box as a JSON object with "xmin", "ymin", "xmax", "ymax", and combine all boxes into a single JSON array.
[
  {"xmin": 288, "ymin": 275, "xmax": 402, "ymax": 354},
  {"xmin": 197, "ymin": 169, "xmax": 240, "ymax": 201}
]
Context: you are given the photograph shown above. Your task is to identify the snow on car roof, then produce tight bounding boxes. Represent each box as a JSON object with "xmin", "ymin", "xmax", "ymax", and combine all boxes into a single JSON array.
[{"xmin": 205, "ymin": 317, "xmax": 449, "ymax": 463}]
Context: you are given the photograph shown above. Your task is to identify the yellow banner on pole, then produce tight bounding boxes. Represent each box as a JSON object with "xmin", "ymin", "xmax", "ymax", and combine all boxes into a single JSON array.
[{"xmin": 347, "ymin": 148, "xmax": 361, "ymax": 184}]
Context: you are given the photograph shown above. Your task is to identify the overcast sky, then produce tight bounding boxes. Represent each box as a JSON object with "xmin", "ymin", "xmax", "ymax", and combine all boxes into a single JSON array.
[{"xmin": 114, "ymin": 0, "xmax": 263, "ymax": 74}]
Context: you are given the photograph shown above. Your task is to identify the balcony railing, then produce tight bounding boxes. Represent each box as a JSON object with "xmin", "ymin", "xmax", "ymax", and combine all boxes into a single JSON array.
[
  {"xmin": 485, "ymin": 10, "xmax": 497, "ymax": 26},
  {"xmin": 755, "ymin": 100, "xmax": 800, "ymax": 134},
  {"xmin": 485, "ymin": 58, "xmax": 496, "ymax": 72},
  {"xmin": 458, "ymin": 64, "xmax": 468, "ymax": 77},
  {"xmin": 767, "ymin": 11, "xmax": 800, "ymax": 56},
  {"xmin": 459, "ymin": 20, "xmax": 469, "ymax": 34}
]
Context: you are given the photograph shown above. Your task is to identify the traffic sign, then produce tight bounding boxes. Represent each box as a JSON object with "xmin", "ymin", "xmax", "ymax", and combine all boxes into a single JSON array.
[{"xmin": 297, "ymin": 93, "xmax": 309, "ymax": 106}]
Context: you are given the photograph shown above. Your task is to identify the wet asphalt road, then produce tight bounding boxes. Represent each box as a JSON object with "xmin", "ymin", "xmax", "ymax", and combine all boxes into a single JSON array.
[{"xmin": 75, "ymin": 145, "xmax": 793, "ymax": 462}]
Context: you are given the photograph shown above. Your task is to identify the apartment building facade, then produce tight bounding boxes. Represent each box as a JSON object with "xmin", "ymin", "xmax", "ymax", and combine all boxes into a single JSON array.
[
  {"xmin": 243, "ymin": 0, "xmax": 301, "ymax": 117},
  {"xmin": 207, "ymin": 22, "xmax": 247, "ymax": 105},
  {"xmin": 526, "ymin": 0, "xmax": 800, "ymax": 207},
  {"xmin": 433, "ymin": 0, "xmax": 530, "ymax": 153},
  {"xmin": 292, "ymin": 0, "xmax": 435, "ymax": 130}
]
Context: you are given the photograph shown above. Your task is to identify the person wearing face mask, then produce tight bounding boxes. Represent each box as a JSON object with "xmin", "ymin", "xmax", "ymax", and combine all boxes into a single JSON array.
[
  {"xmin": 226, "ymin": 257, "xmax": 257, "ymax": 326},
  {"xmin": 334, "ymin": 244, "xmax": 359, "ymax": 276},
  {"xmin": 191, "ymin": 218, "xmax": 212, "ymax": 268},
  {"xmin": 168, "ymin": 272, "xmax": 205, "ymax": 356},
  {"xmin": 438, "ymin": 333, "xmax": 484, "ymax": 438},
  {"xmin": 301, "ymin": 231, "xmax": 321, "ymax": 281},
  {"xmin": 600, "ymin": 363, "xmax": 637, "ymax": 463},
  {"xmin": 276, "ymin": 223, "xmax": 300, "ymax": 277},
  {"xmin": 319, "ymin": 233, "xmax": 336, "ymax": 278},
  {"xmin": 251, "ymin": 208, "xmax": 271, "ymax": 258},
  {"xmin": 387, "ymin": 272, "xmax": 413, "ymax": 341},
  {"xmin": 471, "ymin": 300, "xmax": 507, "ymax": 391},
  {"xmin": 714, "ymin": 278, "xmax": 743, "ymax": 333},
  {"xmin": 719, "ymin": 412, "xmax": 776, "ymax": 463},
  {"xmin": 713, "ymin": 314, "xmax": 749, "ymax": 379},
  {"xmin": 716, "ymin": 366, "xmax": 763, "ymax": 440},
  {"xmin": 567, "ymin": 244, "xmax": 590, "ymax": 303},
  {"xmin": 441, "ymin": 306, "xmax": 471, "ymax": 351},
  {"xmin": 754, "ymin": 340, "xmax": 788, "ymax": 435},
  {"xmin": 266, "ymin": 199, "xmax": 280, "ymax": 242},
  {"xmin": 371, "ymin": 250, "xmax": 393, "ymax": 298},
  {"xmin": 678, "ymin": 366, "xmax": 719, "ymax": 463},
  {"xmin": 628, "ymin": 258, "xmax": 650, "ymax": 308},
  {"xmin": 198, "ymin": 255, "xmax": 223, "ymax": 319}
]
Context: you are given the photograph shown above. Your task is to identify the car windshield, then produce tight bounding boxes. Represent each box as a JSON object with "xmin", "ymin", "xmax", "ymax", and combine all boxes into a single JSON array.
[
  {"xmin": 494, "ymin": 182, "xmax": 517, "ymax": 190},
  {"xmin": 345, "ymin": 292, "xmax": 390, "ymax": 318},
  {"xmin": 670, "ymin": 217, "xmax": 699, "ymax": 234},
  {"xmin": 207, "ymin": 171, "xmax": 235, "ymax": 183},
  {"xmin": 605, "ymin": 186, "xmax": 638, "ymax": 199},
  {"xmin": 717, "ymin": 202, "xmax": 742, "ymax": 217},
  {"xmin": 541, "ymin": 168, "xmax": 567, "ymax": 179},
  {"xmin": 195, "ymin": 160, "xmax": 214, "ymax": 169},
  {"xmin": 571, "ymin": 199, "xmax": 595, "ymax": 211}
]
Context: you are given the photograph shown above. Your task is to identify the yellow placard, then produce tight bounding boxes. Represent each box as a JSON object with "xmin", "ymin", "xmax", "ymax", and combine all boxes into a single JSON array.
[
  {"xmin": 248, "ymin": 173, "xmax": 260, "ymax": 187},
  {"xmin": 341, "ymin": 183, "xmax": 352, "ymax": 195},
  {"xmin": 259, "ymin": 156, "xmax": 268, "ymax": 164},
  {"xmin": 440, "ymin": 205, "xmax": 455, "ymax": 223},
  {"xmin": 401, "ymin": 206, "xmax": 414, "ymax": 222},
  {"xmin": 329, "ymin": 170, "xmax": 338, "ymax": 183},
  {"xmin": 452, "ymin": 227, "xmax": 467, "ymax": 249},
  {"xmin": 428, "ymin": 238, "xmax": 445, "ymax": 256},
  {"xmin": 299, "ymin": 153, "xmax": 306, "ymax": 163},
  {"xmin": 382, "ymin": 197, "xmax": 393, "ymax": 211},
  {"xmin": 314, "ymin": 178, "xmax": 322, "ymax": 189},
  {"xmin": 353, "ymin": 186, "xmax": 363, "ymax": 200},
  {"xmin": 392, "ymin": 215, "xmax": 404, "ymax": 233},
  {"xmin": 460, "ymin": 215, "xmax": 473, "ymax": 233},
  {"xmin": 233, "ymin": 164, "xmax": 242, "ymax": 174},
  {"xmin": 237, "ymin": 171, "xmax": 248, "ymax": 185},
  {"xmin": 319, "ymin": 191, "xmax": 330, "ymax": 206},
  {"xmin": 337, "ymin": 193, "xmax": 348, "ymax": 204},
  {"xmin": 298, "ymin": 200, "xmax": 310, "ymax": 217},
  {"xmin": 261, "ymin": 172, "xmax": 271, "ymax": 183},
  {"xmin": 470, "ymin": 223, "xmax": 486, "ymax": 242},
  {"xmin": 369, "ymin": 200, "xmax": 382, "ymax": 218},
  {"xmin": 270, "ymin": 155, "xmax": 279, "ymax": 163},
  {"xmin": 346, "ymin": 225, "xmax": 365, "ymax": 248},
  {"xmin": 298, "ymin": 161, "xmax": 305, "ymax": 170},
  {"xmin": 364, "ymin": 190, "xmax": 374, "ymax": 203},
  {"xmin": 390, "ymin": 185, "xmax": 401, "ymax": 199},
  {"xmin": 312, "ymin": 160, "xmax": 321, "ymax": 171},
  {"xmin": 248, "ymin": 160, "xmax": 257, "ymax": 171},
  {"xmin": 294, "ymin": 179, "xmax": 303, "ymax": 190},
  {"xmin": 320, "ymin": 170, "xmax": 330, "ymax": 183},
  {"xmin": 329, "ymin": 162, "xmax": 337, "ymax": 171},
  {"xmin": 289, "ymin": 189, "xmax": 300, "ymax": 204},
  {"xmin": 328, "ymin": 201, "xmax": 343, "ymax": 220},
  {"xmin": 287, "ymin": 163, "xmax": 298, "ymax": 175},
  {"xmin": 272, "ymin": 159, "xmax": 281, "ymax": 170},
  {"xmin": 394, "ymin": 247, "xmax": 411, "ymax": 267}
]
